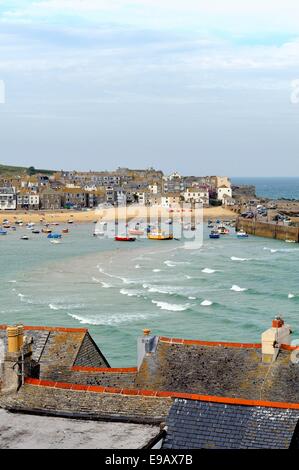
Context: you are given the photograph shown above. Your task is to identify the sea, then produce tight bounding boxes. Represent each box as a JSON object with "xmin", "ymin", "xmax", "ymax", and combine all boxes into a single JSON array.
[
  {"xmin": 1, "ymin": 218, "xmax": 298, "ymax": 366},
  {"xmin": 232, "ymin": 177, "xmax": 299, "ymax": 200}
]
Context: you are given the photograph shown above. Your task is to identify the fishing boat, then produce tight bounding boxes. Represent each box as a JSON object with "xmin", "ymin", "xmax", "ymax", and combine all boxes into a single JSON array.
[
  {"xmin": 115, "ymin": 236, "xmax": 136, "ymax": 242},
  {"xmin": 147, "ymin": 231, "xmax": 173, "ymax": 240},
  {"xmin": 0, "ymin": 229, "xmax": 7, "ymax": 235},
  {"xmin": 218, "ymin": 225, "xmax": 230, "ymax": 235},
  {"xmin": 237, "ymin": 229, "xmax": 249, "ymax": 238},
  {"xmin": 209, "ymin": 230, "xmax": 220, "ymax": 239}
]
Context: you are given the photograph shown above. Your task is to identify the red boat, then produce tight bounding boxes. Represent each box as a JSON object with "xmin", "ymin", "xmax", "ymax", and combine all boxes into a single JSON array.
[{"xmin": 115, "ymin": 236, "xmax": 136, "ymax": 242}]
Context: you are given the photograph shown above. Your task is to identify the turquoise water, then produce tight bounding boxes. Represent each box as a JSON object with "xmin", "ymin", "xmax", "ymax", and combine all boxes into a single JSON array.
[
  {"xmin": 0, "ymin": 223, "xmax": 298, "ymax": 366},
  {"xmin": 232, "ymin": 177, "xmax": 299, "ymax": 200}
]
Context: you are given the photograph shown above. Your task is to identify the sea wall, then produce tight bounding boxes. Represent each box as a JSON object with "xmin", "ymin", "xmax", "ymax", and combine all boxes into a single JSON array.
[{"xmin": 236, "ymin": 218, "xmax": 299, "ymax": 243}]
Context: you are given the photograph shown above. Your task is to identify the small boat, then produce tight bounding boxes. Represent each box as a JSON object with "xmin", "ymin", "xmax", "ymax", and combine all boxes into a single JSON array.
[
  {"xmin": 147, "ymin": 231, "xmax": 173, "ymax": 240},
  {"xmin": 165, "ymin": 219, "xmax": 173, "ymax": 225},
  {"xmin": 0, "ymin": 229, "xmax": 7, "ymax": 235},
  {"xmin": 11, "ymin": 226, "xmax": 17, "ymax": 231},
  {"xmin": 21, "ymin": 236, "xmax": 29, "ymax": 240},
  {"xmin": 237, "ymin": 229, "xmax": 249, "ymax": 238},
  {"xmin": 51, "ymin": 222, "xmax": 60, "ymax": 226},
  {"xmin": 50, "ymin": 239, "xmax": 61, "ymax": 244},
  {"xmin": 218, "ymin": 225, "xmax": 230, "ymax": 235},
  {"xmin": 3, "ymin": 224, "xmax": 10, "ymax": 229},
  {"xmin": 129, "ymin": 229, "xmax": 144, "ymax": 236},
  {"xmin": 62, "ymin": 228, "xmax": 69, "ymax": 234},
  {"xmin": 32, "ymin": 229, "xmax": 40, "ymax": 234},
  {"xmin": 94, "ymin": 231, "xmax": 105, "ymax": 237},
  {"xmin": 47, "ymin": 233, "xmax": 62, "ymax": 239},
  {"xmin": 207, "ymin": 224, "xmax": 214, "ymax": 228},
  {"xmin": 285, "ymin": 239, "xmax": 296, "ymax": 243},
  {"xmin": 209, "ymin": 230, "xmax": 220, "ymax": 239},
  {"xmin": 115, "ymin": 236, "xmax": 136, "ymax": 242},
  {"xmin": 67, "ymin": 220, "xmax": 74, "ymax": 224},
  {"xmin": 42, "ymin": 228, "xmax": 52, "ymax": 234}
]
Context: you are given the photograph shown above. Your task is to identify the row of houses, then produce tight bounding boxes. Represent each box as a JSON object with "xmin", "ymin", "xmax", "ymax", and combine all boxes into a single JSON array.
[{"xmin": 0, "ymin": 169, "xmax": 233, "ymax": 210}]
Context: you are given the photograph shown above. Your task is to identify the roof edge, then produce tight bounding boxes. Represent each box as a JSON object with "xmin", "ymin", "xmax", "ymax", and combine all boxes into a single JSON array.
[
  {"xmin": 0, "ymin": 324, "xmax": 87, "ymax": 333},
  {"xmin": 25, "ymin": 378, "xmax": 299, "ymax": 410}
]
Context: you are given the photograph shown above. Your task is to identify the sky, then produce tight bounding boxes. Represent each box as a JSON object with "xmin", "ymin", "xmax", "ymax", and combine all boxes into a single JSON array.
[{"xmin": 0, "ymin": 0, "xmax": 299, "ymax": 176}]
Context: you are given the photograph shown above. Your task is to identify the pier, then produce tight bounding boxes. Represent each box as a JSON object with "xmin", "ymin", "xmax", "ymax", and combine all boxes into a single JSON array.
[{"xmin": 236, "ymin": 217, "xmax": 299, "ymax": 243}]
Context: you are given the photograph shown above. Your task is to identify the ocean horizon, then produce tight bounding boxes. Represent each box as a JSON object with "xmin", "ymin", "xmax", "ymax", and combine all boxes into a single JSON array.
[{"xmin": 232, "ymin": 177, "xmax": 299, "ymax": 200}]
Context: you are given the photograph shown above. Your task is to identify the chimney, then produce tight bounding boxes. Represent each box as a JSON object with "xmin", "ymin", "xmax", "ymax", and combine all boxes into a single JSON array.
[
  {"xmin": 261, "ymin": 316, "xmax": 291, "ymax": 363},
  {"xmin": 1, "ymin": 325, "xmax": 34, "ymax": 395},
  {"xmin": 137, "ymin": 329, "xmax": 158, "ymax": 370}
]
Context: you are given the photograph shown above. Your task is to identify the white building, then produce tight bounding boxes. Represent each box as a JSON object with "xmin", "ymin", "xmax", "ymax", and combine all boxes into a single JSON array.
[
  {"xmin": 0, "ymin": 187, "xmax": 16, "ymax": 210},
  {"xmin": 183, "ymin": 188, "xmax": 209, "ymax": 206},
  {"xmin": 217, "ymin": 185, "xmax": 232, "ymax": 204}
]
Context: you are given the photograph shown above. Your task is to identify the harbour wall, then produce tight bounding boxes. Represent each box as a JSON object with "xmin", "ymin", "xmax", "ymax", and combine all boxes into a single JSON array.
[{"xmin": 235, "ymin": 218, "xmax": 299, "ymax": 243}]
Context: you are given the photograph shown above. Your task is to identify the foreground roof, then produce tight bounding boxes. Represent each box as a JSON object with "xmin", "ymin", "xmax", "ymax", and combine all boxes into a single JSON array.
[{"xmin": 163, "ymin": 399, "xmax": 299, "ymax": 449}]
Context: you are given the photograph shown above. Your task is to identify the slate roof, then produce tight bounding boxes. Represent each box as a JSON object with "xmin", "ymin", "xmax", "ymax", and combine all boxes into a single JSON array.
[
  {"xmin": 0, "ymin": 325, "xmax": 109, "ymax": 377},
  {"xmin": 135, "ymin": 338, "xmax": 299, "ymax": 403},
  {"xmin": 163, "ymin": 399, "xmax": 299, "ymax": 449}
]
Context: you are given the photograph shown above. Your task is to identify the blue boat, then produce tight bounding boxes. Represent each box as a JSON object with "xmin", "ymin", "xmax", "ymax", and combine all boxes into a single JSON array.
[
  {"xmin": 209, "ymin": 230, "xmax": 220, "ymax": 239},
  {"xmin": 237, "ymin": 230, "xmax": 249, "ymax": 238},
  {"xmin": 0, "ymin": 229, "xmax": 7, "ymax": 235},
  {"xmin": 47, "ymin": 233, "xmax": 62, "ymax": 239}
]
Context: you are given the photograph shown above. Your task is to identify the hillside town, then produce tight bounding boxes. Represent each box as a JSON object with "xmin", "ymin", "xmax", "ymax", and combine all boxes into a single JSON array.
[{"xmin": 0, "ymin": 167, "xmax": 253, "ymax": 211}]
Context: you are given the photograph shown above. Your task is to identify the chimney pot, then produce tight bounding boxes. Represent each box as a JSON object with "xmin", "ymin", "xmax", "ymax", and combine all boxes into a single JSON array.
[
  {"xmin": 6, "ymin": 326, "xmax": 19, "ymax": 353},
  {"xmin": 17, "ymin": 324, "xmax": 24, "ymax": 350}
]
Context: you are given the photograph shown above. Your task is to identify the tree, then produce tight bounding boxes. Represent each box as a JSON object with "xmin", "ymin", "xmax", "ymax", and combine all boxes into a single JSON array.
[{"xmin": 27, "ymin": 166, "xmax": 36, "ymax": 176}]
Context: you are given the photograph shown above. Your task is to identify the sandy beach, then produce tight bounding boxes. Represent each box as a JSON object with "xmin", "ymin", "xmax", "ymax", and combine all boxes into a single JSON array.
[{"xmin": 0, "ymin": 206, "xmax": 236, "ymax": 225}]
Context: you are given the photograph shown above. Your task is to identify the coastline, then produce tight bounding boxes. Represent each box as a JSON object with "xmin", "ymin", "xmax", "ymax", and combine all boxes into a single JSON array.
[{"xmin": 0, "ymin": 206, "xmax": 236, "ymax": 225}]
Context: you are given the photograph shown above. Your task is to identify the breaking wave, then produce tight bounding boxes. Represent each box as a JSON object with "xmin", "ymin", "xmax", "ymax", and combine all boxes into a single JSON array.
[
  {"xmin": 230, "ymin": 285, "xmax": 248, "ymax": 292},
  {"xmin": 230, "ymin": 256, "xmax": 250, "ymax": 262},
  {"xmin": 202, "ymin": 268, "xmax": 216, "ymax": 274},
  {"xmin": 200, "ymin": 300, "xmax": 213, "ymax": 306},
  {"xmin": 152, "ymin": 300, "xmax": 191, "ymax": 311},
  {"xmin": 68, "ymin": 312, "xmax": 151, "ymax": 326}
]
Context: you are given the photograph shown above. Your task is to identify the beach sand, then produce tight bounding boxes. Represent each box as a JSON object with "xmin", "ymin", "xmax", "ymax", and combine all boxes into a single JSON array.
[{"xmin": 0, "ymin": 206, "xmax": 236, "ymax": 225}]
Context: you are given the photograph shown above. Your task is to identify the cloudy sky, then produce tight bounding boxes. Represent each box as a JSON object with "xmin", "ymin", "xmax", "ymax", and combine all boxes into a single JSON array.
[{"xmin": 0, "ymin": 0, "xmax": 298, "ymax": 176}]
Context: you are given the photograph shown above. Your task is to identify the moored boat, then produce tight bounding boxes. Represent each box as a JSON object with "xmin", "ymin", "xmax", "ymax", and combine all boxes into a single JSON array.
[
  {"xmin": 209, "ymin": 230, "xmax": 220, "ymax": 239},
  {"xmin": 237, "ymin": 229, "xmax": 249, "ymax": 238},
  {"xmin": 0, "ymin": 229, "xmax": 7, "ymax": 235},
  {"xmin": 218, "ymin": 225, "xmax": 230, "ymax": 235},
  {"xmin": 20, "ymin": 235, "xmax": 29, "ymax": 240},
  {"xmin": 47, "ymin": 233, "xmax": 62, "ymax": 239},
  {"xmin": 147, "ymin": 231, "xmax": 173, "ymax": 240},
  {"xmin": 128, "ymin": 229, "xmax": 144, "ymax": 236},
  {"xmin": 115, "ymin": 236, "xmax": 136, "ymax": 242}
]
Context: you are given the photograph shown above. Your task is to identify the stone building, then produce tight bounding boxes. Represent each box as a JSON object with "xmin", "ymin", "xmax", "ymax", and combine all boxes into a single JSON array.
[{"xmin": 40, "ymin": 188, "xmax": 62, "ymax": 210}]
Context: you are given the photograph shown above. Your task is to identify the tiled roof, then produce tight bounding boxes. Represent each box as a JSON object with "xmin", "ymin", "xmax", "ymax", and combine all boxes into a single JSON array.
[
  {"xmin": 135, "ymin": 338, "xmax": 299, "ymax": 403},
  {"xmin": 163, "ymin": 399, "xmax": 299, "ymax": 449}
]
